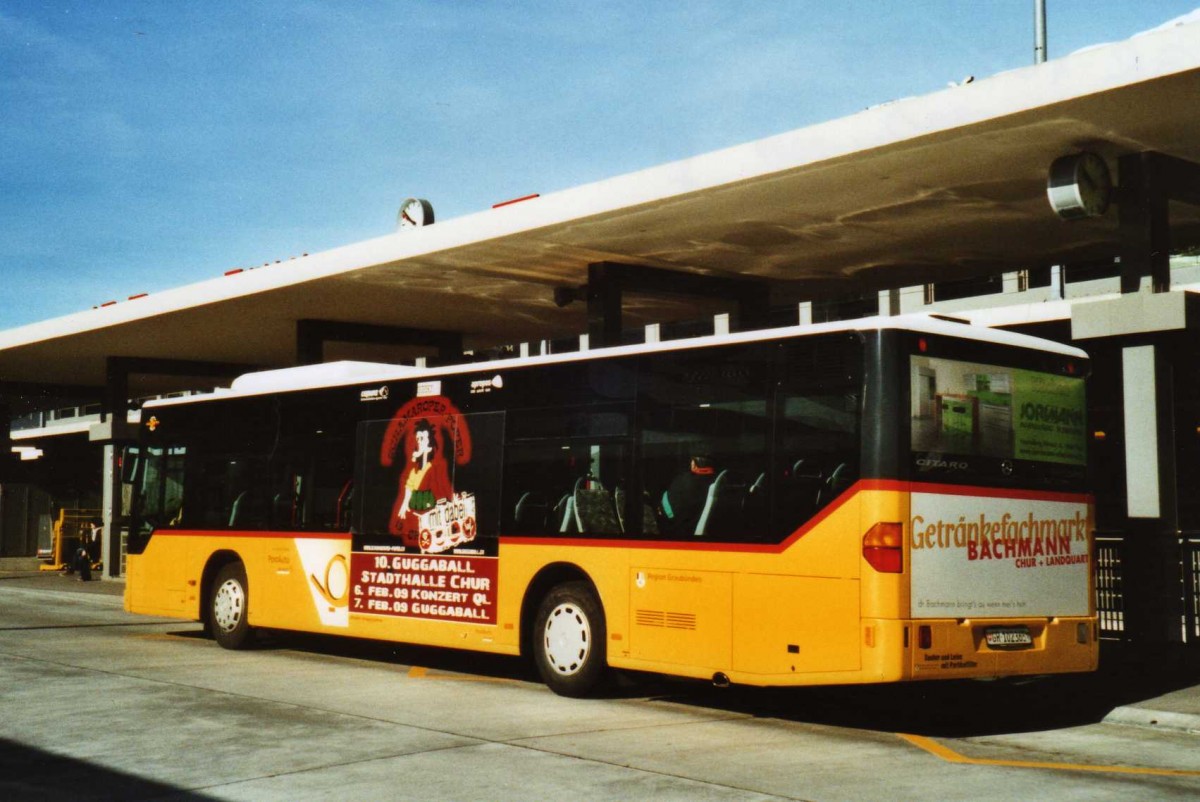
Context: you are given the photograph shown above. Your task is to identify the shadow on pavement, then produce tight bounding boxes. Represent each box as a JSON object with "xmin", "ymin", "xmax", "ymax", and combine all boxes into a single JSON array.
[
  {"xmin": 642, "ymin": 644, "xmax": 1200, "ymax": 738},
  {"xmin": 0, "ymin": 738, "xmax": 216, "ymax": 801},
  {"xmin": 251, "ymin": 628, "xmax": 536, "ymax": 684},
  {"xmin": 232, "ymin": 627, "xmax": 1200, "ymax": 738},
  {"xmin": 29, "ymin": 623, "xmax": 1200, "ymax": 741}
]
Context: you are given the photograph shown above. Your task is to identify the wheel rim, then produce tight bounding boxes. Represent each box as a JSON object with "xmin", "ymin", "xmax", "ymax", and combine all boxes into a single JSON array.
[
  {"xmin": 213, "ymin": 577, "xmax": 245, "ymax": 633},
  {"xmin": 543, "ymin": 602, "xmax": 591, "ymax": 676}
]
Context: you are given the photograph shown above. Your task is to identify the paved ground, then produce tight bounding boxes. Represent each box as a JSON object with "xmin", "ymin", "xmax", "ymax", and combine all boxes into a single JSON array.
[{"xmin": 2, "ymin": 560, "xmax": 1200, "ymax": 800}]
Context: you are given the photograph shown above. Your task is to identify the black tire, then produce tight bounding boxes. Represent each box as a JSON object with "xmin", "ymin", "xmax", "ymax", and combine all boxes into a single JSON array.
[
  {"xmin": 209, "ymin": 562, "xmax": 254, "ymax": 650},
  {"xmin": 533, "ymin": 581, "xmax": 608, "ymax": 697}
]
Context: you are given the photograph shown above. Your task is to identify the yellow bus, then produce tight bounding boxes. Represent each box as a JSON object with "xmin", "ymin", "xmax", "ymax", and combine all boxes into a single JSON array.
[{"xmin": 124, "ymin": 315, "xmax": 1097, "ymax": 695}]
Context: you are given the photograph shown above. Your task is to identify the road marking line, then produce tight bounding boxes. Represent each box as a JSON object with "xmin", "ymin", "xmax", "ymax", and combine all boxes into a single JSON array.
[
  {"xmin": 132, "ymin": 633, "xmax": 200, "ymax": 642},
  {"xmin": 407, "ymin": 665, "xmax": 517, "ymax": 684},
  {"xmin": 898, "ymin": 733, "xmax": 1200, "ymax": 777}
]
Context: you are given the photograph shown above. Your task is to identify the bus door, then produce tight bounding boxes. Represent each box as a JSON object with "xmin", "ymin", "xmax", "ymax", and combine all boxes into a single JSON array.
[{"xmin": 732, "ymin": 334, "xmax": 865, "ymax": 676}]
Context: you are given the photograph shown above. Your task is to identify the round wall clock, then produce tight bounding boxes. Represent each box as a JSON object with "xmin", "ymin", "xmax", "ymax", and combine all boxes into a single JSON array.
[
  {"xmin": 397, "ymin": 198, "xmax": 435, "ymax": 229},
  {"xmin": 1047, "ymin": 152, "xmax": 1111, "ymax": 220}
]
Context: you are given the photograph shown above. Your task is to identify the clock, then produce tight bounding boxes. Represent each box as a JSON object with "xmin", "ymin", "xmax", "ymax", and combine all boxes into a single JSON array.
[
  {"xmin": 1046, "ymin": 152, "xmax": 1112, "ymax": 220},
  {"xmin": 397, "ymin": 198, "xmax": 435, "ymax": 230}
]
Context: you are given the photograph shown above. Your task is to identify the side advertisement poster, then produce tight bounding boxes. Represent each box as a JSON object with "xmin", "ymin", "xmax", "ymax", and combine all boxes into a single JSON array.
[
  {"xmin": 350, "ymin": 553, "xmax": 497, "ymax": 624},
  {"xmin": 910, "ymin": 491, "xmax": 1091, "ymax": 619},
  {"xmin": 350, "ymin": 384, "xmax": 505, "ymax": 626}
]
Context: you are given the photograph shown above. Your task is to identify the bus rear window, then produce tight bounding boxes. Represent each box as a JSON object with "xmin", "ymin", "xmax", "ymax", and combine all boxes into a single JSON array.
[{"xmin": 909, "ymin": 353, "xmax": 1085, "ymax": 488}]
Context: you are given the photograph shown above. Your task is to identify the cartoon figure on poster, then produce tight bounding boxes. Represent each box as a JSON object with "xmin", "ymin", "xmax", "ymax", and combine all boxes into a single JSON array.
[{"xmin": 381, "ymin": 396, "xmax": 477, "ymax": 554}]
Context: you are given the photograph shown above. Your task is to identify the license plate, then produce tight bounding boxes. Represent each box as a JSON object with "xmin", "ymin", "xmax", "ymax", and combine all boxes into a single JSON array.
[{"xmin": 985, "ymin": 627, "xmax": 1033, "ymax": 647}]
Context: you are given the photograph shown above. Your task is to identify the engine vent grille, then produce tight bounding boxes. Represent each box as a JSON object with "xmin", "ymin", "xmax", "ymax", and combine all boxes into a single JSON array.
[{"xmin": 635, "ymin": 610, "xmax": 697, "ymax": 630}]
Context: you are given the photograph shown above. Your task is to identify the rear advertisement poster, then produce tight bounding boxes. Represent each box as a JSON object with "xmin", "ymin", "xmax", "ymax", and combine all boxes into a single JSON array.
[{"xmin": 910, "ymin": 490, "xmax": 1091, "ymax": 618}]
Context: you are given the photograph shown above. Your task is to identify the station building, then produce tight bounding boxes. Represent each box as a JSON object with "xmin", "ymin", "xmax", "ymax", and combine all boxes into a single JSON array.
[{"xmin": 3, "ymin": 13, "xmax": 1200, "ymax": 654}]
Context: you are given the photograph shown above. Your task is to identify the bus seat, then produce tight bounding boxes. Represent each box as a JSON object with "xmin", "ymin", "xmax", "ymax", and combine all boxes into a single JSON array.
[
  {"xmin": 642, "ymin": 502, "xmax": 660, "ymax": 536},
  {"xmin": 693, "ymin": 470, "xmax": 727, "ymax": 536},
  {"xmin": 613, "ymin": 486, "xmax": 627, "ymax": 531},
  {"xmin": 271, "ymin": 493, "xmax": 293, "ymax": 528},
  {"xmin": 744, "ymin": 472, "xmax": 768, "ymax": 534},
  {"xmin": 310, "ymin": 486, "xmax": 344, "ymax": 528},
  {"xmin": 229, "ymin": 491, "xmax": 248, "ymax": 527},
  {"xmin": 816, "ymin": 462, "xmax": 854, "ymax": 508},
  {"xmin": 554, "ymin": 494, "xmax": 578, "ymax": 534},
  {"xmin": 613, "ymin": 487, "xmax": 658, "ymax": 535},
  {"xmin": 335, "ymin": 480, "xmax": 353, "ymax": 530},
  {"xmin": 515, "ymin": 491, "xmax": 549, "ymax": 530},
  {"xmin": 575, "ymin": 483, "xmax": 620, "ymax": 535},
  {"xmin": 695, "ymin": 470, "xmax": 750, "ymax": 537}
]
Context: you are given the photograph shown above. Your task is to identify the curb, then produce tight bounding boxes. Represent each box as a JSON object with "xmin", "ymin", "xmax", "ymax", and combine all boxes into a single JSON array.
[{"xmin": 1103, "ymin": 705, "xmax": 1200, "ymax": 735}]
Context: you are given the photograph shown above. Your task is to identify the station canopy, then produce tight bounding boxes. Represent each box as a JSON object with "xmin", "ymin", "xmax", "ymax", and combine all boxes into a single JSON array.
[{"xmin": 3, "ymin": 17, "xmax": 1200, "ymax": 400}]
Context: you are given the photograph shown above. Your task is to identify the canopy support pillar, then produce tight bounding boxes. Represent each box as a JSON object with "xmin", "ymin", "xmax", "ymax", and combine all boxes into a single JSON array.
[{"xmin": 584, "ymin": 261, "xmax": 770, "ymax": 348}]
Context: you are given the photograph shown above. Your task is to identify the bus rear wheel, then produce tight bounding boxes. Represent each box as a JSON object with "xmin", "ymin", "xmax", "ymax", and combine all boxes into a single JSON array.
[
  {"xmin": 533, "ymin": 582, "xmax": 607, "ymax": 697},
  {"xmin": 210, "ymin": 562, "xmax": 254, "ymax": 650}
]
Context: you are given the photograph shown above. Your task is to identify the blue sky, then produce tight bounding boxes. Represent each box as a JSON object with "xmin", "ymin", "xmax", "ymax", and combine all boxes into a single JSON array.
[{"xmin": 2, "ymin": 1, "xmax": 1196, "ymax": 330}]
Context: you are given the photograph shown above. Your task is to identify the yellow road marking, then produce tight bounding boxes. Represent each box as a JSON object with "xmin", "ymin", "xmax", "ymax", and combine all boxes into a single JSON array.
[
  {"xmin": 898, "ymin": 733, "xmax": 1200, "ymax": 778},
  {"xmin": 406, "ymin": 665, "xmax": 517, "ymax": 684},
  {"xmin": 132, "ymin": 633, "xmax": 199, "ymax": 642}
]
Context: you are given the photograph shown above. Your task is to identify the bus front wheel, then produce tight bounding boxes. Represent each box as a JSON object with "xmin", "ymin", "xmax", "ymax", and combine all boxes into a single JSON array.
[
  {"xmin": 533, "ymin": 582, "xmax": 607, "ymax": 697},
  {"xmin": 210, "ymin": 562, "xmax": 254, "ymax": 650}
]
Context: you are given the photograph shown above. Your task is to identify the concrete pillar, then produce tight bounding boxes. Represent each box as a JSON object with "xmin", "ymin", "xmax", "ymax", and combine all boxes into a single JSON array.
[
  {"xmin": 877, "ymin": 288, "xmax": 900, "ymax": 317},
  {"xmin": 1120, "ymin": 344, "xmax": 1183, "ymax": 646},
  {"xmin": 101, "ymin": 443, "xmax": 121, "ymax": 579}
]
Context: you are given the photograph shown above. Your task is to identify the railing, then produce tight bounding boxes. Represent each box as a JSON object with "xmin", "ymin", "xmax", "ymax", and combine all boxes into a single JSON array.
[
  {"xmin": 1185, "ymin": 537, "xmax": 1200, "ymax": 645},
  {"xmin": 1095, "ymin": 535, "xmax": 1125, "ymax": 640},
  {"xmin": 1097, "ymin": 532, "xmax": 1200, "ymax": 648}
]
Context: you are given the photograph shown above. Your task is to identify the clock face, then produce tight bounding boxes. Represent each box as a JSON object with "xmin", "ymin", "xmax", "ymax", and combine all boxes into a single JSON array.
[
  {"xmin": 1047, "ymin": 153, "xmax": 1111, "ymax": 220},
  {"xmin": 397, "ymin": 198, "xmax": 434, "ymax": 229}
]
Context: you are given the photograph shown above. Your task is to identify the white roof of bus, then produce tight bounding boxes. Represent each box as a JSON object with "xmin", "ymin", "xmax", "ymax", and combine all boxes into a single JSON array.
[
  {"xmin": 1, "ymin": 16, "xmax": 1195, "ymax": 396},
  {"xmin": 144, "ymin": 315, "xmax": 1087, "ymax": 407}
]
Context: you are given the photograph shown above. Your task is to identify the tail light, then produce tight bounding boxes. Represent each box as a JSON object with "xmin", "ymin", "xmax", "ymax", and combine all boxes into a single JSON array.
[{"xmin": 863, "ymin": 521, "xmax": 903, "ymax": 573}]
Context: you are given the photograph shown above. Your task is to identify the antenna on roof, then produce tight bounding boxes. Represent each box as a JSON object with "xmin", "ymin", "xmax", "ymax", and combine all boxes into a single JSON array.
[{"xmin": 1034, "ymin": 0, "xmax": 1048, "ymax": 64}]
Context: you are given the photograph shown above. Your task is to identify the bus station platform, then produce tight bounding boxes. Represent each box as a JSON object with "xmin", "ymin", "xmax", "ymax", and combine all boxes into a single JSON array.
[{"xmin": 2, "ymin": 556, "xmax": 1196, "ymax": 737}]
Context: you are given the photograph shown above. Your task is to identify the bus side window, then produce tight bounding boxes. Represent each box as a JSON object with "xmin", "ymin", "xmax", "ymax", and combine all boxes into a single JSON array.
[
  {"xmin": 637, "ymin": 344, "xmax": 773, "ymax": 541},
  {"xmin": 184, "ymin": 455, "xmax": 269, "ymax": 530},
  {"xmin": 270, "ymin": 396, "xmax": 356, "ymax": 532},
  {"xmin": 502, "ymin": 406, "xmax": 630, "ymax": 537},
  {"xmin": 774, "ymin": 337, "xmax": 863, "ymax": 539},
  {"xmin": 267, "ymin": 447, "xmax": 352, "ymax": 531}
]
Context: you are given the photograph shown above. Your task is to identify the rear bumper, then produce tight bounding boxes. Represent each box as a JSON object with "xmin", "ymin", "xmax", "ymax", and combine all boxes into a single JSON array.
[{"xmin": 909, "ymin": 616, "xmax": 1099, "ymax": 680}]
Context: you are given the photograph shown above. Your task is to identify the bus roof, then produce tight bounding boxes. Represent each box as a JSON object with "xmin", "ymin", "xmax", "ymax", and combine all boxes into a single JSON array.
[{"xmin": 144, "ymin": 315, "xmax": 1087, "ymax": 408}]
